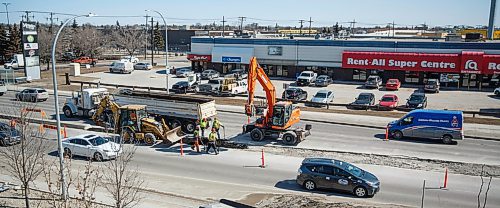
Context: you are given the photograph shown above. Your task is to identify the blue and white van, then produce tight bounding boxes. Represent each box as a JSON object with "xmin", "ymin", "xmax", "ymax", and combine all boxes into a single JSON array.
[{"xmin": 387, "ymin": 109, "xmax": 463, "ymax": 144}]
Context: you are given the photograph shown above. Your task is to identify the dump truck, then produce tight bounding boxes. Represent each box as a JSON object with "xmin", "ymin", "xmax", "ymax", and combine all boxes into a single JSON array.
[{"xmin": 113, "ymin": 90, "xmax": 217, "ymax": 134}]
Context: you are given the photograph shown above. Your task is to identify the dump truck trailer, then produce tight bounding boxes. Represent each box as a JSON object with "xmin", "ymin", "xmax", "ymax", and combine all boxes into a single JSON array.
[{"xmin": 113, "ymin": 90, "xmax": 217, "ymax": 133}]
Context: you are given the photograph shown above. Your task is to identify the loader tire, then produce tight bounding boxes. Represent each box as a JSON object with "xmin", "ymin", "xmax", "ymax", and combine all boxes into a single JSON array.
[
  {"xmin": 282, "ymin": 132, "xmax": 297, "ymax": 145},
  {"xmin": 250, "ymin": 128, "xmax": 264, "ymax": 141},
  {"xmin": 144, "ymin": 133, "xmax": 156, "ymax": 145}
]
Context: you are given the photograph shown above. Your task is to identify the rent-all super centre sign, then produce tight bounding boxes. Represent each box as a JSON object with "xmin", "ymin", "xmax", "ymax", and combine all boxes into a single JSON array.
[{"xmin": 342, "ymin": 51, "xmax": 500, "ymax": 74}]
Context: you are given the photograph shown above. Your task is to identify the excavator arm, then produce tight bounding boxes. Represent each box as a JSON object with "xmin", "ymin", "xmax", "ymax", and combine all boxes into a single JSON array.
[
  {"xmin": 92, "ymin": 96, "xmax": 121, "ymax": 127},
  {"xmin": 245, "ymin": 57, "xmax": 276, "ymax": 125}
]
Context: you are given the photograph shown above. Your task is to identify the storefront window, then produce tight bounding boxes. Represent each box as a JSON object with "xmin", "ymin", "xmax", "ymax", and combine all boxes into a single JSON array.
[
  {"xmin": 277, "ymin": 66, "xmax": 283, "ymax": 76},
  {"xmin": 405, "ymin": 71, "xmax": 419, "ymax": 83},
  {"xmin": 282, "ymin": 66, "xmax": 288, "ymax": 77},
  {"xmin": 353, "ymin": 69, "xmax": 367, "ymax": 80},
  {"xmin": 462, "ymin": 74, "xmax": 478, "ymax": 87}
]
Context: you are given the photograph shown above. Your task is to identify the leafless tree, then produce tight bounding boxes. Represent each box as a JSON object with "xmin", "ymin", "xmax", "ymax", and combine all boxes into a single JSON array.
[
  {"xmin": 102, "ymin": 144, "xmax": 144, "ymax": 208},
  {"xmin": 37, "ymin": 26, "xmax": 55, "ymax": 71},
  {"xmin": 75, "ymin": 159, "xmax": 103, "ymax": 208},
  {"xmin": 111, "ymin": 28, "xmax": 146, "ymax": 57},
  {"xmin": 41, "ymin": 157, "xmax": 74, "ymax": 208},
  {"xmin": 0, "ymin": 102, "xmax": 51, "ymax": 208},
  {"xmin": 72, "ymin": 25, "xmax": 105, "ymax": 60}
]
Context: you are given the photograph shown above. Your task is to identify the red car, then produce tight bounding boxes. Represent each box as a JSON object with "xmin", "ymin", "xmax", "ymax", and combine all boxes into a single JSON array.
[
  {"xmin": 385, "ymin": 79, "xmax": 401, "ymax": 90},
  {"xmin": 378, "ymin": 94, "xmax": 399, "ymax": 110},
  {"xmin": 72, "ymin": 57, "xmax": 97, "ymax": 65}
]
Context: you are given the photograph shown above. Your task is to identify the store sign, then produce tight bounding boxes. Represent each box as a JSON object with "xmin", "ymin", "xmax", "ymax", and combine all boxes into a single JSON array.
[
  {"xmin": 268, "ymin": 46, "xmax": 283, "ymax": 56},
  {"xmin": 21, "ymin": 22, "xmax": 40, "ymax": 80},
  {"xmin": 342, "ymin": 51, "xmax": 500, "ymax": 74},
  {"xmin": 222, "ymin": 56, "xmax": 241, "ymax": 63},
  {"xmin": 187, "ymin": 54, "xmax": 211, "ymax": 62}
]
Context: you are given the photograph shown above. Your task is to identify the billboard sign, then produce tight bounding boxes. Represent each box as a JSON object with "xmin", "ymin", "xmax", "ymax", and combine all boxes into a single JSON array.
[{"xmin": 21, "ymin": 22, "xmax": 40, "ymax": 80}]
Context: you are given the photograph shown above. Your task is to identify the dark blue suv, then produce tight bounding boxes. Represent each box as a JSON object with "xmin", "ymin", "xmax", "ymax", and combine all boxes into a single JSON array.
[
  {"xmin": 296, "ymin": 158, "xmax": 380, "ymax": 197},
  {"xmin": 0, "ymin": 123, "xmax": 21, "ymax": 146}
]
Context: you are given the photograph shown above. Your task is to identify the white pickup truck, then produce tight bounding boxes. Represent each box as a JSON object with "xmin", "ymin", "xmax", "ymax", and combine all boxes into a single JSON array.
[{"xmin": 296, "ymin": 71, "xmax": 318, "ymax": 86}]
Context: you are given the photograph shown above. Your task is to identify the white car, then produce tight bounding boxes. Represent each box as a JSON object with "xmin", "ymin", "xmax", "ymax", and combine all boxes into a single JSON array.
[
  {"xmin": 120, "ymin": 56, "xmax": 139, "ymax": 63},
  {"xmin": 62, "ymin": 134, "xmax": 122, "ymax": 161},
  {"xmin": 494, "ymin": 87, "xmax": 500, "ymax": 96}
]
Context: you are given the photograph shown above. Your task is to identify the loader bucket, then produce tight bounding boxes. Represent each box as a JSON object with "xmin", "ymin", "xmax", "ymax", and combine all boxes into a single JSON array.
[{"xmin": 161, "ymin": 126, "xmax": 184, "ymax": 146}]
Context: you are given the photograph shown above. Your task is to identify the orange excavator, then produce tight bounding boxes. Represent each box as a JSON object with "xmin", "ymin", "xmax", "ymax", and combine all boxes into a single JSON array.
[{"xmin": 243, "ymin": 57, "xmax": 312, "ymax": 145}]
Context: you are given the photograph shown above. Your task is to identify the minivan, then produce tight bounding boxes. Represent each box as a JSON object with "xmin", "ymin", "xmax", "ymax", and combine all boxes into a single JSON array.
[
  {"xmin": 297, "ymin": 158, "xmax": 380, "ymax": 197},
  {"xmin": 388, "ymin": 109, "xmax": 463, "ymax": 144}
]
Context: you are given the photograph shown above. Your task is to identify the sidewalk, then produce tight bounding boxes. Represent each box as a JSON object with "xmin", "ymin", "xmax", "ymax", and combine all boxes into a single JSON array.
[{"xmin": 217, "ymin": 104, "xmax": 500, "ymax": 140}]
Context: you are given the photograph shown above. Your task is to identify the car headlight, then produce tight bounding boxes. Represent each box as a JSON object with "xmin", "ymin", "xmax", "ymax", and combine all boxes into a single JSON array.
[
  {"xmin": 417, "ymin": 103, "xmax": 423, "ymax": 107},
  {"xmin": 366, "ymin": 181, "xmax": 378, "ymax": 187}
]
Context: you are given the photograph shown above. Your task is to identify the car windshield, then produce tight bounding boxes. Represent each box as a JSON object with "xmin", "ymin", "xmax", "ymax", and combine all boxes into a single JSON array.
[
  {"xmin": 317, "ymin": 76, "xmax": 327, "ymax": 80},
  {"xmin": 88, "ymin": 136, "xmax": 109, "ymax": 146},
  {"xmin": 410, "ymin": 95, "xmax": 424, "ymax": 102},
  {"xmin": 358, "ymin": 94, "xmax": 370, "ymax": 101},
  {"xmin": 381, "ymin": 96, "xmax": 394, "ymax": 102},
  {"xmin": 208, "ymin": 80, "xmax": 221, "ymax": 84},
  {"xmin": 314, "ymin": 92, "xmax": 327, "ymax": 98},
  {"xmin": 368, "ymin": 77, "xmax": 377, "ymax": 81},
  {"xmin": 345, "ymin": 164, "xmax": 363, "ymax": 177},
  {"xmin": 286, "ymin": 89, "xmax": 298, "ymax": 94},
  {"xmin": 388, "ymin": 80, "xmax": 397, "ymax": 84},
  {"xmin": 427, "ymin": 80, "xmax": 436, "ymax": 85},
  {"xmin": 301, "ymin": 72, "xmax": 312, "ymax": 77}
]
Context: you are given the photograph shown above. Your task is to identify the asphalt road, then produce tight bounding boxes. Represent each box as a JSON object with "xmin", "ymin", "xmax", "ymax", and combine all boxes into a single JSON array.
[
  {"xmin": 4, "ymin": 127, "xmax": 499, "ymax": 208},
  {"xmin": 0, "ymin": 91, "xmax": 499, "ymax": 166}
]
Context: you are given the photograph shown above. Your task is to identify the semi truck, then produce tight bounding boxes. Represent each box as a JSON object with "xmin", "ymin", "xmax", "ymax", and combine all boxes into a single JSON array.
[
  {"xmin": 114, "ymin": 90, "xmax": 217, "ymax": 133},
  {"xmin": 3, "ymin": 54, "xmax": 24, "ymax": 70},
  {"xmin": 63, "ymin": 88, "xmax": 110, "ymax": 118}
]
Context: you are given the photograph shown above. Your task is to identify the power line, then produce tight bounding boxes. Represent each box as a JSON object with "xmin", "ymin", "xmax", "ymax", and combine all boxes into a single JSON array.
[
  {"xmin": 308, "ymin": 17, "xmax": 313, "ymax": 35},
  {"xmin": 298, "ymin": 19, "xmax": 305, "ymax": 35},
  {"xmin": 238, "ymin": 16, "xmax": 246, "ymax": 30}
]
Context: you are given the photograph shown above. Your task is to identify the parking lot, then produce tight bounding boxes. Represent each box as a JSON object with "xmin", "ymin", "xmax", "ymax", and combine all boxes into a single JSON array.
[{"xmin": 78, "ymin": 57, "xmax": 499, "ymax": 112}]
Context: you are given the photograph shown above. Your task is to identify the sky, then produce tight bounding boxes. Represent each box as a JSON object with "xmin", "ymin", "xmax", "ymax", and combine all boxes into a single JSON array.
[{"xmin": 1, "ymin": 0, "xmax": 499, "ymax": 28}]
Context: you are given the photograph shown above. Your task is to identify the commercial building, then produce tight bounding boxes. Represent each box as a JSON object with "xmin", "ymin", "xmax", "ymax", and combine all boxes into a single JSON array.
[{"xmin": 188, "ymin": 37, "xmax": 500, "ymax": 89}]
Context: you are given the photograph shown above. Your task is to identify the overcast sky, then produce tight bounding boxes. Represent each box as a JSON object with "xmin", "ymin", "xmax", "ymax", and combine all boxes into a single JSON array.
[{"xmin": 2, "ymin": 0, "xmax": 498, "ymax": 28}]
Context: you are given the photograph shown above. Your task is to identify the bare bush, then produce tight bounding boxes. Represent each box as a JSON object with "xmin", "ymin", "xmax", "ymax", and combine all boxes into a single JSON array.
[{"xmin": 111, "ymin": 28, "xmax": 146, "ymax": 57}]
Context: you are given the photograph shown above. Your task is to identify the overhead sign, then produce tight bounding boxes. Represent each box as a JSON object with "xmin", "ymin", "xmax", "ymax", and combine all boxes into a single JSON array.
[
  {"xmin": 342, "ymin": 51, "xmax": 500, "ymax": 75},
  {"xmin": 21, "ymin": 22, "xmax": 40, "ymax": 80},
  {"xmin": 187, "ymin": 54, "xmax": 211, "ymax": 62},
  {"xmin": 222, "ymin": 56, "xmax": 241, "ymax": 63},
  {"xmin": 268, "ymin": 46, "xmax": 283, "ymax": 56}
]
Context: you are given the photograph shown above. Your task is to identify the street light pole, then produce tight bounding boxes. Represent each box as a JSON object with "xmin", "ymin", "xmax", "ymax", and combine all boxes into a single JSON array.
[
  {"xmin": 147, "ymin": 10, "xmax": 169, "ymax": 93},
  {"xmin": 51, "ymin": 13, "xmax": 94, "ymax": 200},
  {"xmin": 2, "ymin": 3, "xmax": 11, "ymax": 25}
]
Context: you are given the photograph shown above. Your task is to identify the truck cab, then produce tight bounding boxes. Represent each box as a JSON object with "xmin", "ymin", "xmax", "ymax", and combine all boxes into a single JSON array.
[
  {"xmin": 63, "ymin": 88, "xmax": 109, "ymax": 118},
  {"xmin": 3, "ymin": 54, "xmax": 24, "ymax": 70},
  {"xmin": 388, "ymin": 109, "xmax": 463, "ymax": 144}
]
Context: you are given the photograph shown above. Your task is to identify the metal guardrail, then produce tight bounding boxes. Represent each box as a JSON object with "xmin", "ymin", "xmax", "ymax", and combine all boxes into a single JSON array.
[{"xmin": 69, "ymin": 80, "xmax": 500, "ymax": 118}]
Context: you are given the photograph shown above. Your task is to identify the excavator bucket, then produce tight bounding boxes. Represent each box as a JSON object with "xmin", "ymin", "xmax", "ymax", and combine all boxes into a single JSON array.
[{"xmin": 161, "ymin": 126, "xmax": 184, "ymax": 146}]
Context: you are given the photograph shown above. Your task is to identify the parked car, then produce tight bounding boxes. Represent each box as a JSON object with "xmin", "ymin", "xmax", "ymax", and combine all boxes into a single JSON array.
[
  {"xmin": 349, "ymin": 93, "xmax": 375, "ymax": 109},
  {"xmin": 424, "ymin": 79, "xmax": 440, "ymax": 93},
  {"xmin": 172, "ymin": 81, "xmax": 198, "ymax": 94},
  {"xmin": 385, "ymin": 79, "xmax": 401, "ymax": 90},
  {"xmin": 406, "ymin": 93, "xmax": 427, "ymax": 109},
  {"xmin": 201, "ymin": 69, "xmax": 220, "ymax": 80},
  {"xmin": 228, "ymin": 69, "xmax": 248, "ymax": 79},
  {"xmin": 296, "ymin": 71, "xmax": 318, "ymax": 86},
  {"xmin": 198, "ymin": 78, "xmax": 223, "ymax": 94},
  {"xmin": 0, "ymin": 81, "xmax": 6, "ymax": 96},
  {"xmin": 15, "ymin": 88, "xmax": 49, "ymax": 102},
  {"xmin": 133, "ymin": 62, "xmax": 152, "ymax": 70},
  {"xmin": 176, "ymin": 68, "xmax": 194, "ymax": 77},
  {"xmin": 72, "ymin": 57, "xmax": 97, "ymax": 65},
  {"xmin": 494, "ymin": 87, "xmax": 500, "ymax": 96},
  {"xmin": 110, "ymin": 62, "xmax": 134, "ymax": 74},
  {"xmin": 296, "ymin": 158, "xmax": 380, "ymax": 197},
  {"xmin": 282, "ymin": 88, "xmax": 308, "ymax": 101},
  {"xmin": 388, "ymin": 109, "xmax": 463, "ymax": 144},
  {"xmin": 62, "ymin": 134, "xmax": 122, "ymax": 161},
  {"xmin": 315, "ymin": 75, "xmax": 332, "ymax": 87},
  {"xmin": 306, "ymin": 90, "xmax": 334, "ymax": 107},
  {"xmin": 120, "ymin": 56, "xmax": 139, "ymax": 63},
  {"xmin": 378, "ymin": 94, "xmax": 399, "ymax": 110},
  {"xmin": 0, "ymin": 122, "xmax": 20, "ymax": 146},
  {"xmin": 364, "ymin": 76, "xmax": 382, "ymax": 89}
]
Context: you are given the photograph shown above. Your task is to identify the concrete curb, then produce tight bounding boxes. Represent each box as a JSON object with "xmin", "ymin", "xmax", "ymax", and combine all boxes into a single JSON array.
[
  {"xmin": 0, "ymin": 113, "xmax": 96, "ymax": 131},
  {"xmin": 217, "ymin": 109, "xmax": 500, "ymax": 142}
]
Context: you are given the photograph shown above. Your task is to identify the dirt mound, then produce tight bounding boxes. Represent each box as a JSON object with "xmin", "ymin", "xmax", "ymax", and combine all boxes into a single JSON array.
[{"xmin": 255, "ymin": 194, "xmax": 408, "ymax": 208}]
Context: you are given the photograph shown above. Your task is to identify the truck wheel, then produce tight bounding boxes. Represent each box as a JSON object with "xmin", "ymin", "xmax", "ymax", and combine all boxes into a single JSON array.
[
  {"xmin": 250, "ymin": 128, "xmax": 264, "ymax": 141},
  {"xmin": 183, "ymin": 121, "xmax": 196, "ymax": 134},
  {"xmin": 393, "ymin": 130, "xmax": 403, "ymax": 140},
  {"xmin": 282, "ymin": 133, "xmax": 297, "ymax": 145},
  {"xmin": 0, "ymin": 92, "xmax": 4, "ymax": 96},
  {"xmin": 442, "ymin": 135, "xmax": 453, "ymax": 145},
  {"xmin": 63, "ymin": 106, "xmax": 73, "ymax": 118},
  {"xmin": 144, "ymin": 133, "xmax": 156, "ymax": 145}
]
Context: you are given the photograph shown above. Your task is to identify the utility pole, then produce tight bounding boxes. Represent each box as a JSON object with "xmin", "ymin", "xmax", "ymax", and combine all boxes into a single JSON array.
[
  {"xmin": 150, "ymin": 17, "xmax": 154, "ymax": 66},
  {"xmin": 238, "ymin": 16, "xmax": 246, "ymax": 31},
  {"xmin": 221, "ymin": 16, "xmax": 227, "ymax": 37},
  {"xmin": 47, "ymin": 13, "xmax": 59, "ymax": 32},
  {"xmin": 144, "ymin": 14, "xmax": 149, "ymax": 60},
  {"xmin": 347, "ymin": 19, "xmax": 357, "ymax": 35},
  {"xmin": 388, "ymin": 21, "xmax": 396, "ymax": 37},
  {"xmin": 308, "ymin": 17, "xmax": 313, "ymax": 36},
  {"xmin": 299, "ymin": 19, "xmax": 305, "ymax": 35},
  {"xmin": 2, "ymin": 3, "xmax": 10, "ymax": 25},
  {"xmin": 23, "ymin": 11, "xmax": 34, "ymax": 22},
  {"xmin": 487, "ymin": 0, "xmax": 497, "ymax": 40}
]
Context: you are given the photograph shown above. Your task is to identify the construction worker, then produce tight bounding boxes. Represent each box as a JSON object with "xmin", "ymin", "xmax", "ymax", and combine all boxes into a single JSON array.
[
  {"xmin": 199, "ymin": 118, "xmax": 208, "ymax": 137},
  {"xmin": 206, "ymin": 128, "xmax": 218, "ymax": 155},
  {"xmin": 212, "ymin": 117, "xmax": 224, "ymax": 140},
  {"xmin": 191, "ymin": 127, "xmax": 202, "ymax": 153}
]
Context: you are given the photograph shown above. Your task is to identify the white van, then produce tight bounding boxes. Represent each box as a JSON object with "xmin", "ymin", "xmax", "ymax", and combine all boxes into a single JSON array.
[{"xmin": 110, "ymin": 62, "xmax": 134, "ymax": 74}]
